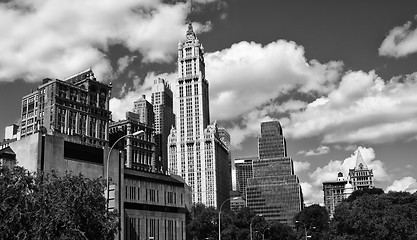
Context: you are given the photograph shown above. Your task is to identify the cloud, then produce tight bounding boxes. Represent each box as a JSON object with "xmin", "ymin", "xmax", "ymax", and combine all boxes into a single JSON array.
[
  {"xmin": 205, "ymin": 40, "xmax": 343, "ymax": 121},
  {"xmin": 294, "ymin": 161, "xmax": 311, "ymax": 174},
  {"xmin": 0, "ymin": 0, "xmax": 212, "ymax": 82},
  {"xmin": 301, "ymin": 146, "xmax": 389, "ymax": 205},
  {"xmin": 386, "ymin": 176, "xmax": 417, "ymax": 193},
  {"xmin": 379, "ymin": 16, "xmax": 417, "ymax": 58},
  {"xmin": 283, "ymin": 71, "xmax": 417, "ymax": 145},
  {"xmin": 298, "ymin": 145, "xmax": 330, "ymax": 156},
  {"xmin": 300, "ymin": 182, "xmax": 322, "ymax": 206},
  {"xmin": 116, "ymin": 56, "xmax": 137, "ymax": 75},
  {"xmin": 334, "ymin": 144, "xmax": 358, "ymax": 152}
]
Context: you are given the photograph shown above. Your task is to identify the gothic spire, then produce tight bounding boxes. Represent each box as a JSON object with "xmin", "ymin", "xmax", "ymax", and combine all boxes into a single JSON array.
[
  {"xmin": 186, "ymin": 22, "xmax": 196, "ymax": 39},
  {"xmin": 355, "ymin": 149, "xmax": 367, "ymax": 170}
]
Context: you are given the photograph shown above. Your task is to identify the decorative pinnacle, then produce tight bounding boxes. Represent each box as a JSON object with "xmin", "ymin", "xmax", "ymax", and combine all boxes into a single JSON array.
[{"xmin": 186, "ymin": 22, "xmax": 196, "ymax": 38}]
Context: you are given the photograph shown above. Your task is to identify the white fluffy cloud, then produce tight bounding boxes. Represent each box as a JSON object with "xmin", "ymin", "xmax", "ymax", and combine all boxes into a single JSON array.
[
  {"xmin": 302, "ymin": 146, "xmax": 389, "ymax": 205},
  {"xmin": 294, "ymin": 161, "xmax": 311, "ymax": 174},
  {"xmin": 298, "ymin": 145, "xmax": 330, "ymax": 156},
  {"xmin": 0, "ymin": 0, "xmax": 210, "ymax": 82},
  {"xmin": 283, "ymin": 71, "xmax": 417, "ymax": 144},
  {"xmin": 206, "ymin": 40, "xmax": 343, "ymax": 121},
  {"xmin": 386, "ymin": 176, "xmax": 417, "ymax": 193},
  {"xmin": 379, "ymin": 16, "xmax": 417, "ymax": 58}
]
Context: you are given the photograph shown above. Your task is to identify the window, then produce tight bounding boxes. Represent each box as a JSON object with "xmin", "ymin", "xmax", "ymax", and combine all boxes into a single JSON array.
[
  {"xmin": 185, "ymin": 47, "xmax": 192, "ymax": 57},
  {"xmin": 185, "ymin": 61, "xmax": 192, "ymax": 75}
]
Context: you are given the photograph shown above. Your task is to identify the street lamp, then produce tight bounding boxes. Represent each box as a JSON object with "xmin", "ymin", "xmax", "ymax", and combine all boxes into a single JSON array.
[
  {"xmin": 250, "ymin": 214, "xmax": 262, "ymax": 240},
  {"xmin": 261, "ymin": 227, "xmax": 269, "ymax": 240},
  {"xmin": 295, "ymin": 221, "xmax": 307, "ymax": 240},
  {"xmin": 218, "ymin": 197, "xmax": 239, "ymax": 240},
  {"xmin": 106, "ymin": 130, "xmax": 144, "ymax": 210}
]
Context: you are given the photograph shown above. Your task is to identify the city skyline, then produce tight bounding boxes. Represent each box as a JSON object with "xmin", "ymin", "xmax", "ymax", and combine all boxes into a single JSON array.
[{"xmin": 1, "ymin": 0, "xmax": 417, "ymax": 205}]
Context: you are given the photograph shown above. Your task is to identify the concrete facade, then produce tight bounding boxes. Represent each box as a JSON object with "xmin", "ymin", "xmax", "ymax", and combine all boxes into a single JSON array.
[
  {"xmin": 123, "ymin": 169, "xmax": 191, "ymax": 240},
  {"xmin": 19, "ymin": 69, "xmax": 111, "ymax": 148}
]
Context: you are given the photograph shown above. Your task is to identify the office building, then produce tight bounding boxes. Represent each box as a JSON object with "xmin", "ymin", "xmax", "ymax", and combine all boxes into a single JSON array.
[
  {"xmin": 234, "ymin": 156, "xmax": 257, "ymax": 197},
  {"xmin": 109, "ymin": 110, "xmax": 190, "ymax": 240},
  {"xmin": 19, "ymin": 69, "xmax": 111, "ymax": 148},
  {"xmin": 109, "ymin": 111, "xmax": 156, "ymax": 171},
  {"xmin": 230, "ymin": 190, "xmax": 246, "ymax": 213},
  {"xmin": 4, "ymin": 124, "xmax": 19, "ymax": 140},
  {"xmin": 349, "ymin": 150, "xmax": 374, "ymax": 190},
  {"xmin": 167, "ymin": 23, "xmax": 231, "ymax": 208},
  {"xmin": 133, "ymin": 95, "xmax": 154, "ymax": 127},
  {"xmin": 246, "ymin": 121, "xmax": 303, "ymax": 227},
  {"xmin": 151, "ymin": 78, "xmax": 175, "ymax": 172},
  {"xmin": 2, "ymin": 68, "xmax": 190, "ymax": 239},
  {"xmin": 323, "ymin": 172, "xmax": 353, "ymax": 218}
]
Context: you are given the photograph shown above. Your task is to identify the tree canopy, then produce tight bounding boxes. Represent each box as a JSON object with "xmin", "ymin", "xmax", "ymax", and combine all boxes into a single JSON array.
[
  {"xmin": 331, "ymin": 190, "xmax": 417, "ymax": 240},
  {"xmin": 0, "ymin": 166, "xmax": 119, "ymax": 240},
  {"xmin": 294, "ymin": 204, "xmax": 330, "ymax": 240},
  {"xmin": 186, "ymin": 204, "xmax": 297, "ymax": 240}
]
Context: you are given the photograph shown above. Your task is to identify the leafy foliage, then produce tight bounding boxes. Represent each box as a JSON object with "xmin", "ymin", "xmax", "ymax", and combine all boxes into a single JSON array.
[
  {"xmin": 0, "ymin": 166, "xmax": 119, "ymax": 240},
  {"xmin": 186, "ymin": 205, "xmax": 297, "ymax": 240},
  {"xmin": 331, "ymin": 190, "xmax": 417, "ymax": 240},
  {"xmin": 294, "ymin": 204, "xmax": 330, "ymax": 240}
]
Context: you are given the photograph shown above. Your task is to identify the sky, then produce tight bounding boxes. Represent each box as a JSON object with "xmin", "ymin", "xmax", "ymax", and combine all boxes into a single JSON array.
[{"xmin": 1, "ymin": 0, "xmax": 417, "ymax": 205}]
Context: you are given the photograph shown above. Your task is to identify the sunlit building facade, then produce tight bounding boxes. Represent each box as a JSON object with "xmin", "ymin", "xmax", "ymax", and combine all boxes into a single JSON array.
[
  {"xmin": 349, "ymin": 150, "xmax": 374, "ymax": 190},
  {"xmin": 19, "ymin": 69, "xmax": 111, "ymax": 148},
  {"xmin": 167, "ymin": 23, "xmax": 231, "ymax": 208}
]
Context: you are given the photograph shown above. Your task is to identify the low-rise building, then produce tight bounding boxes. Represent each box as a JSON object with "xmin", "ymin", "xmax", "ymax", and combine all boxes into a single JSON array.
[{"xmin": 323, "ymin": 172, "xmax": 353, "ymax": 218}]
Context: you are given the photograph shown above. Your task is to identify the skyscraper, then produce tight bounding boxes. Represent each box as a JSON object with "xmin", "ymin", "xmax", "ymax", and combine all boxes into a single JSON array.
[
  {"xmin": 133, "ymin": 95, "xmax": 154, "ymax": 127},
  {"xmin": 234, "ymin": 156, "xmax": 257, "ymax": 197},
  {"xmin": 168, "ymin": 23, "xmax": 231, "ymax": 208},
  {"xmin": 246, "ymin": 121, "xmax": 303, "ymax": 227},
  {"xmin": 349, "ymin": 150, "xmax": 374, "ymax": 190},
  {"xmin": 151, "ymin": 78, "xmax": 175, "ymax": 172}
]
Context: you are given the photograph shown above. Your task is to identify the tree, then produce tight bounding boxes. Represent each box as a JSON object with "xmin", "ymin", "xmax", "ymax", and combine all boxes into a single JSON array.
[
  {"xmin": 345, "ymin": 187, "xmax": 384, "ymax": 202},
  {"xmin": 294, "ymin": 204, "xmax": 330, "ymax": 240},
  {"xmin": 187, "ymin": 203, "xmax": 218, "ymax": 240},
  {"xmin": 0, "ymin": 166, "xmax": 119, "ymax": 240},
  {"xmin": 267, "ymin": 221, "xmax": 297, "ymax": 240},
  {"xmin": 331, "ymin": 190, "xmax": 417, "ymax": 240}
]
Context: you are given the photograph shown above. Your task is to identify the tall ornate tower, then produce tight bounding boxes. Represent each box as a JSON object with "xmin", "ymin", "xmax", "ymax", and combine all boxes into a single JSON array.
[{"xmin": 168, "ymin": 23, "xmax": 230, "ymax": 208}]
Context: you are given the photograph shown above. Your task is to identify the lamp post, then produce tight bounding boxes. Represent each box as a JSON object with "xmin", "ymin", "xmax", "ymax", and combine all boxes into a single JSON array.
[
  {"xmin": 218, "ymin": 197, "xmax": 239, "ymax": 240},
  {"xmin": 295, "ymin": 221, "xmax": 307, "ymax": 240},
  {"xmin": 261, "ymin": 227, "xmax": 269, "ymax": 240},
  {"xmin": 250, "ymin": 214, "xmax": 262, "ymax": 240},
  {"xmin": 106, "ymin": 130, "xmax": 144, "ymax": 211}
]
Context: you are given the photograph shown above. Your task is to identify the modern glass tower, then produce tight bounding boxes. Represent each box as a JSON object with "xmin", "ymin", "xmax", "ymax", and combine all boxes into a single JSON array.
[
  {"xmin": 167, "ymin": 23, "xmax": 230, "ymax": 208},
  {"xmin": 247, "ymin": 121, "xmax": 303, "ymax": 227}
]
